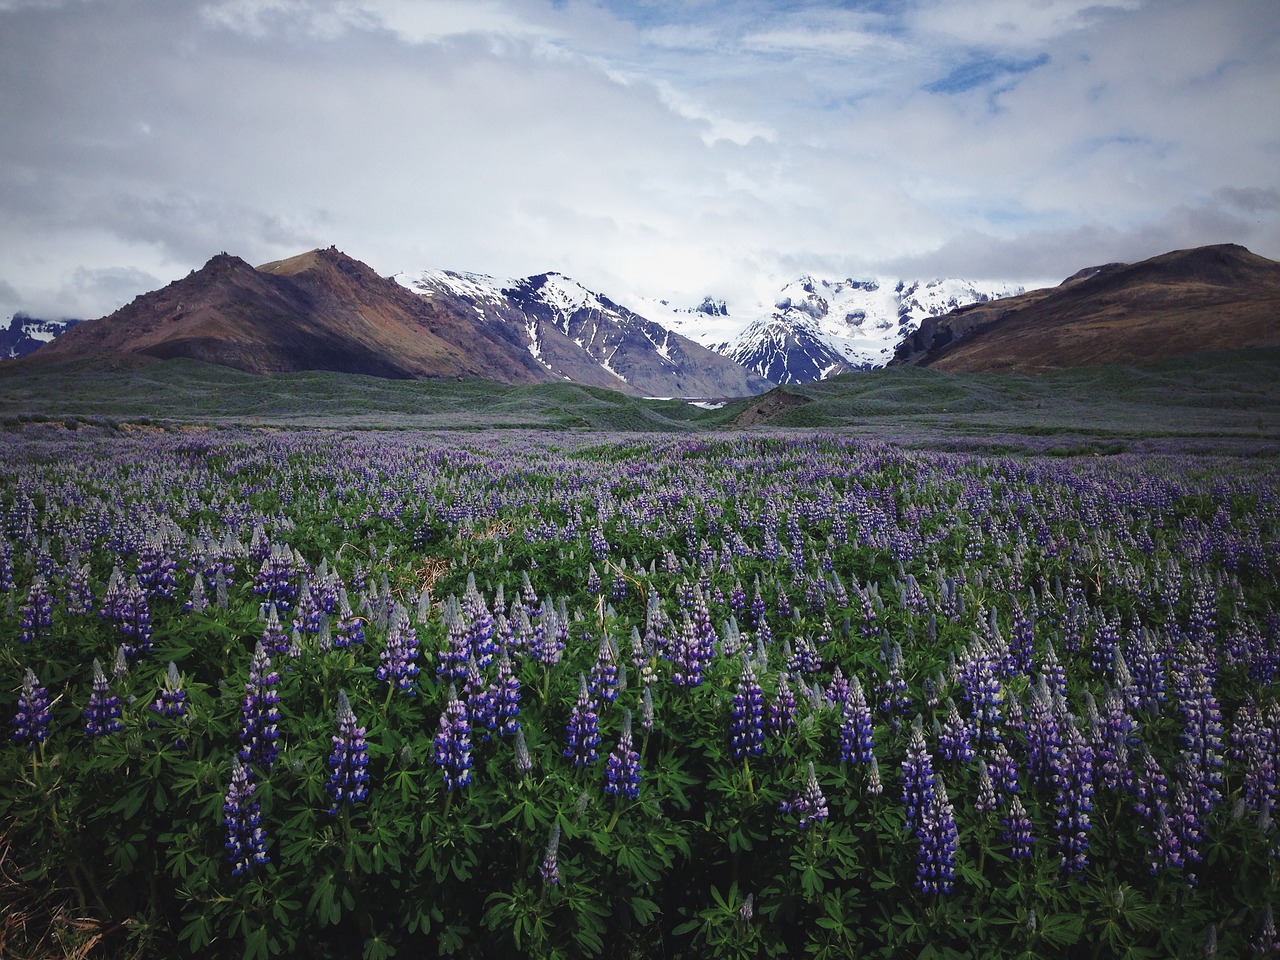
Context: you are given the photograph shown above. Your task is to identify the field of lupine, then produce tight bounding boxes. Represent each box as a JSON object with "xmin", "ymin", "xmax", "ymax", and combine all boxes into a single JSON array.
[{"xmin": 2, "ymin": 424, "xmax": 1279, "ymax": 959}]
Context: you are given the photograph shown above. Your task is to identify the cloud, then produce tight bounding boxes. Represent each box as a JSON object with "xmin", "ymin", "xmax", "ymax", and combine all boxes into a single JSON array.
[{"xmin": 0, "ymin": 0, "xmax": 1276, "ymax": 321}]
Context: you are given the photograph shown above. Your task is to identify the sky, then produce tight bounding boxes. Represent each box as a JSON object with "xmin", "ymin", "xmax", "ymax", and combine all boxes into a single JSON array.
[{"xmin": 1, "ymin": 0, "xmax": 1278, "ymax": 321}]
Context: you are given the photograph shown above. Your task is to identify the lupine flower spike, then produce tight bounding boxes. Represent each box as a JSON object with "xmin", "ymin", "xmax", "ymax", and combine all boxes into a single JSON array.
[
  {"xmin": 84, "ymin": 658, "xmax": 123, "ymax": 738},
  {"xmin": 13, "ymin": 668, "xmax": 51, "ymax": 751},
  {"xmin": 326, "ymin": 690, "xmax": 370, "ymax": 814}
]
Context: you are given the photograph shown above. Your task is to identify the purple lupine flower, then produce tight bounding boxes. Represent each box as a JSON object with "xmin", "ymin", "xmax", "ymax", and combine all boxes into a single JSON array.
[
  {"xmin": 150, "ymin": 661, "xmax": 187, "ymax": 721},
  {"xmin": 730, "ymin": 654, "xmax": 765, "ymax": 759},
  {"xmin": 915, "ymin": 774, "xmax": 959, "ymax": 895},
  {"xmin": 769, "ymin": 671, "xmax": 797, "ymax": 735},
  {"xmin": 464, "ymin": 657, "xmax": 497, "ymax": 741},
  {"xmin": 64, "ymin": 562, "xmax": 94, "ymax": 617},
  {"xmin": 12, "ymin": 667, "xmax": 51, "ymax": 751},
  {"xmin": 224, "ymin": 758, "xmax": 269, "ymax": 876},
  {"xmin": 333, "ymin": 589, "xmax": 365, "ymax": 648},
  {"xmin": 536, "ymin": 598, "xmax": 568, "ymax": 668},
  {"xmin": 939, "ymin": 698, "xmax": 975, "ymax": 762},
  {"xmin": 605, "ymin": 709, "xmax": 642, "ymax": 800},
  {"xmin": 259, "ymin": 604, "xmax": 290, "ymax": 657},
  {"xmin": 959, "ymin": 655, "xmax": 1004, "ymax": 749},
  {"xmin": 780, "ymin": 761, "xmax": 829, "ymax": 829},
  {"xmin": 1024, "ymin": 677, "xmax": 1064, "ymax": 788},
  {"xmin": 878, "ymin": 641, "xmax": 911, "ymax": 720},
  {"xmin": 376, "ymin": 604, "xmax": 420, "ymax": 696},
  {"xmin": 640, "ymin": 684, "xmax": 655, "ymax": 734},
  {"xmin": 588, "ymin": 634, "xmax": 620, "ymax": 703},
  {"xmin": 292, "ymin": 579, "xmax": 324, "ymax": 635},
  {"xmin": 434, "ymin": 683, "xmax": 473, "ymax": 791},
  {"xmin": 1051, "ymin": 716, "xmax": 1095, "ymax": 874},
  {"xmin": 491, "ymin": 651, "xmax": 520, "ymax": 736},
  {"xmin": 986, "ymin": 741, "xmax": 1020, "ymax": 802},
  {"xmin": 563, "ymin": 674, "xmax": 601, "ymax": 767},
  {"xmin": 975, "ymin": 759, "xmax": 997, "ymax": 816},
  {"xmin": 839, "ymin": 674, "xmax": 875, "ymax": 765},
  {"xmin": 540, "ymin": 822, "xmax": 561, "ymax": 885},
  {"xmin": 327, "ymin": 690, "xmax": 370, "ymax": 813},
  {"xmin": 438, "ymin": 601, "xmax": 472, "ymax": 679},
  {"xmin": 183, "ymin": 574, "xmax": 209, "ymax": 614},
  {"xmin": 788, "ymin": 632, "xmax": 823, "ymax": 674},
  {"xmin": 901, "ymin": 716, "xmax": 936, "ymax": 835},
  {"xmin": 137, "ymin": 532, "xmax": 178, "ymax": 599},
  {"xmin": 462, "ymin": 574, "xmax": 497, "ymax": 669},
  {"xmin": 83, "ymin": 658, "xmax": 123, "ymax": 738},
  {"xmin": 114, "ymin": 575, "xmax": 153, "ymax": 658},
  {"xmin": 253, "ymin": 543, "xmax": 299, "ymax": 611},
  {"xmin": 18, "ymin": 576, "xmax": 53, "ymax": 644},
  {"xmin": 1003, "ymin": 794, "xmax": 1035, "ymax": 860},
  {"xmin": 238, "ymin": 642, "xmax": 282, "ymax": 773}
]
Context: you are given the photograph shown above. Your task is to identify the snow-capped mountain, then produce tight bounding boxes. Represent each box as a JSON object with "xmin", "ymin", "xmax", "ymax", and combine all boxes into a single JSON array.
[
  {"xmin": 395, "ymin": 269, "xmax": 773, "ymax": 397},
  {"xmin": 627, "ymin": 276, "xmax": 1023, "ymax": 384},
  {"xmin": 1, "ymin": 314, "xmax": 81, "ymax": 360}
]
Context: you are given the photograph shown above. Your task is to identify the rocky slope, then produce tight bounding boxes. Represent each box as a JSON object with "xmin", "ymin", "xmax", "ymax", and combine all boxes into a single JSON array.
[{"xmin": 893, "ymin": 244, "xmax": 1280, "ymax": 373}]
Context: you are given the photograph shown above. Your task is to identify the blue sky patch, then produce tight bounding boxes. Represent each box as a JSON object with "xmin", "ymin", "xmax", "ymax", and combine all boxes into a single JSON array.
[{"xmin": 925, "ymin": 53, "xmax": 1051, "ymax": 95}]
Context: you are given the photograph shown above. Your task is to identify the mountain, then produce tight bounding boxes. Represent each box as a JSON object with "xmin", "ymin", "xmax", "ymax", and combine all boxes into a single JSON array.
[
  {"xmin": 395, "ymin": 269, "xmax": 773, "ymax": 397},
  {"xmin": 31, "ymin": 249, "xmax": 769, "ymax": 397},
  {"xmin": 893, "ymin": 244, "xmax": 1280, "ymax": 373},
  {"xmin": 630, "ymin": 276, "xmax": 1022, "ymax": 384},
  {"xmin": 1, "ymin": 314, "xmax": 81, "ymax": 359}
]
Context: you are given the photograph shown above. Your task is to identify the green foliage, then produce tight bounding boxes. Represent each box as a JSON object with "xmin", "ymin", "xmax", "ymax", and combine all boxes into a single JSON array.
[{"xmin": 0, "ymin": 427, "xmax": 1277, "ymax": 958}]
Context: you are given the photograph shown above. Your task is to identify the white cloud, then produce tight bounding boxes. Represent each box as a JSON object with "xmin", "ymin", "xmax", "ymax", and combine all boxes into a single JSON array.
[{"xmin": 0, "ymin": 0, "xmax": 1276, "ymax": 322}]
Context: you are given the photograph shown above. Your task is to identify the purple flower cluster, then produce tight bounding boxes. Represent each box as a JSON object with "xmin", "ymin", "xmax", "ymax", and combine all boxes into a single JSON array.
[
  {"xmin": 238, "ymin": 642, "xmax": 281, "ymax": 773},
  {"xmin": 83, "ymin": 658, "xmax": 123, "ymax": 738},
  {"xmin": 224, "ymin": 758, "xmax": 268, "ymax": 876},
  {"xmin": 376, "ymin": 605, "xmax": 420, "ymax": 695},
  {"xmin": 838, "ymin": 674, "xmax": 875, "ymax": 765},
  {"xmin": 564, "ymin": 674, "xmax": 601, "ymax": 767},
  {"xmin": 433, "ymin": 684, "xmax": 472, "ymax": 791},
  {"xmin": 327, "ymin": 690, "xmax": 370, "ymax": 814},
  {"xmin": 780, "ymin": 761, "xmax": 829, "ymax": 829},
  {"xmin": 730, "ymin": 655, "xmax": 765, "ymax": 759},
  {"xmin": 605, "ymin": 710, "xmax": 642, "ymax": 800},
  {"xmin": 12, "ymin": 667, "xmax": 51, "ymax": 751}
]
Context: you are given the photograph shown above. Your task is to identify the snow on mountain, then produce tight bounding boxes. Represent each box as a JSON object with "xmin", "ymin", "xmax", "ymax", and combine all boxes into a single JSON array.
[
  {"xmin": 623, "ymin": 276, "xmax": 1023, "ymax": 384},
  {"xmin": 394, "ymin": 269, "xmax": 773, "ymax": 398},
  {"xmin": 1, "ymin": 314, "xmax": 82, "ymax": 360}
]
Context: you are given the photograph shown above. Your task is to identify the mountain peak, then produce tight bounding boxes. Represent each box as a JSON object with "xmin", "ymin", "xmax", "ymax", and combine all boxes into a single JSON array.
[{"xmin": 894, "ymin": 243, "xmax": 1280, "ymax": 372}]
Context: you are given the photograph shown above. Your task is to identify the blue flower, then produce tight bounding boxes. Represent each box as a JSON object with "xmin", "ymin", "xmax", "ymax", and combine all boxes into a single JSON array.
[
  {"xmin": 238, "ymin": 641, "xmax": 282, "ymax": 773},
  {"xmin": 605, "ymin": 710, "xmax": 641, "ymax": 800},
  {"xmin": 12, "ymin": 667, "xmax": 51, "ymax": 751},
  {"xmin": 915, "ymin": 775, "xmax": 959, "ymax": 895},
  {"xmin": 376, "ymin": 604, "xmax": 420, "ymax": 695},
  {"xmin": 781, "ymin": 761, "xmax": 828, "ymax": 829},
  {"xmin": 152, "ymin": 661, "xmax": 187, "ymax": 719},
  {"xmin": 730, "ymin": 655, "xmax": 765, "ymax": 759},
  {"xmin": 563, "ymin": 673, "xmax": 601, "ymax": 767},
  {"xmin": 18, "ymin": 576, "xmax": 53, "ymax": 644},
  {"xmin": 83, "ymin": 658, "xmax": 123, "ymax": 738},
  {"xmin": 224, "ymin": 758, "xmax": 269, "ymax": 876},
  {"xmin": 838, "ymin": 674, "xmax": 875, "ymax": 764},
  {"xmin": 434, "ymin": 684, "xmax": 472, "ymax": 791},
  {"xmin": 540, "ymin": 822, "xmax": 561, "ymax": 886},
  {"xmin": 327, "ymin": 690, "xmax": 370, "ymax": 814}
]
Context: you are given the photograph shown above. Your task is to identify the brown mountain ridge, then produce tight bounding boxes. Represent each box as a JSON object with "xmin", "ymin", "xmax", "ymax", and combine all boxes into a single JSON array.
[
  {"xmin": 893, "ymin": 243, "xmax": 1280, "ymax": 373},
  {"xmin": 32, "ymin": 246, "xmax": 769, "ymax": 397}
]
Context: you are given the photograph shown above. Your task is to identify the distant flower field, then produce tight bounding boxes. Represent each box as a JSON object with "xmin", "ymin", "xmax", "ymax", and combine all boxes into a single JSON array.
[{"xmin": 1, "ymin": 426, "xmax": 1278, "ymax": 959}]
